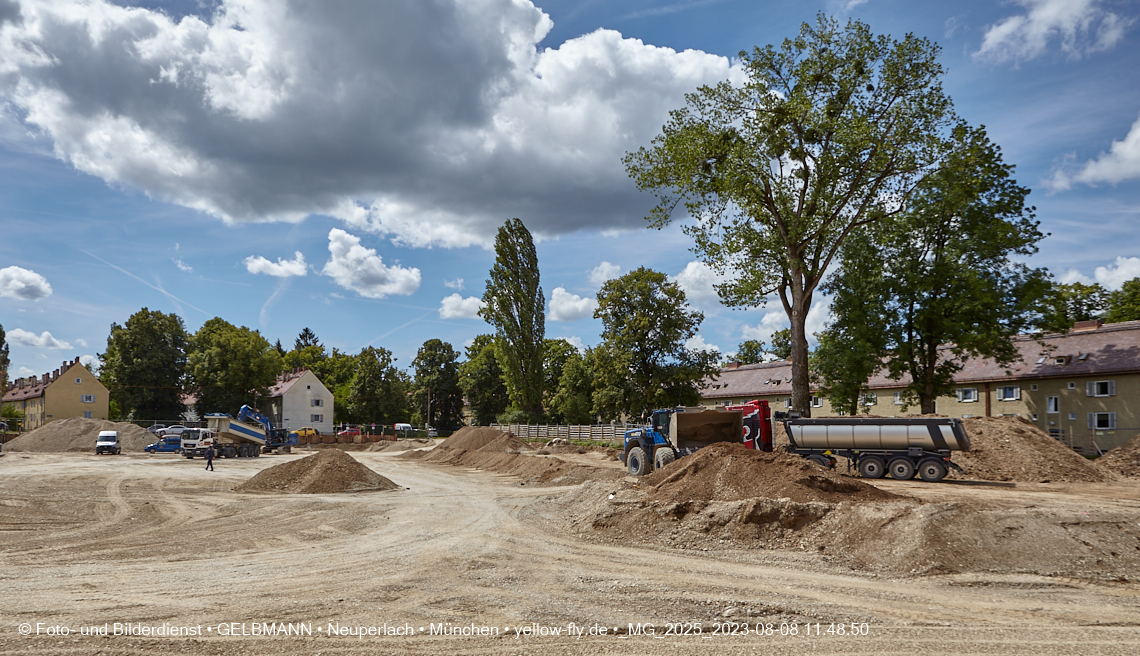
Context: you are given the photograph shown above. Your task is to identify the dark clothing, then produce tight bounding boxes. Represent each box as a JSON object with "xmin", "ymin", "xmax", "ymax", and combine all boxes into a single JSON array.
[{"xmin": 205, "ymin": 446, "xmax": 215, "ymax": 471}]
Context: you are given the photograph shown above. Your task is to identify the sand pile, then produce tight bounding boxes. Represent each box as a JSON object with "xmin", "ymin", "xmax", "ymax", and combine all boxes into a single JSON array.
[
  {"xmin": 645, "ymin": 442, "xmax": 899, "ymax": 504},
  {"xmin": 235, "ymin": 449, "xmax": 399, "ymax": 494},
  {"xmin": 433, "ymin": 426, "xmax": 521, "ymax": 453},
  {"xmin": 4, "ymin": 418, "xmax": 152, "ymax": 452},
  {"xmin": 1095, "ymin": 433, "xmax": 1140, "ymax": 478},
  {"xmin": 367, "ymin": 438, "xmax": 433, "ymax": 453},
  {"xmin": 955, "ymin": 417, "xmax": 1113, "ymax": 483}
]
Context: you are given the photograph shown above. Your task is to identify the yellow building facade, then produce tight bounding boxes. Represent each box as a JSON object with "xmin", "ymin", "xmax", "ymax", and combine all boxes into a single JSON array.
[{"xmin": 2, "ymin": 358, "xmax": 108, "ymax": 430}]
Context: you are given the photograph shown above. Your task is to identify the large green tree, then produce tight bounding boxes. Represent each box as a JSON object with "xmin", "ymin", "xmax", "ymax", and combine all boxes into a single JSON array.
[
  {"xmin": 594, "ymin": 267, "xmax": 719, "ymax": 418},
  {"xmin": 412, "ymin": 339, "xmax": 463, "ymax": 428},
  {"xmin": 458, "ymin": 335, "xmax": 509, "ymax": 426},
  {"xmin": 1106, "ymin": 278, "xmax": 1140, "ymax": 324},
  {"xmin": 1037, "ymin": 281, "xmax": 1108, "ymax": 333},
  {"xmin": 547, "ymin": 348, "xmax": 596, "ymax": 425},
  {"xmin": 624, "ymin": 15, "xmax": 957, "ymax": 415},
  {"xmin": 99, "ymin": 308, "xmax": 189, "ymax": 420},
  {"xmin": 348, "ymin": 346, "xmax": 410, "ymax": 427},
  {"xmin": 0, "ymin": 323, "xmax": 9, "ymax": 396},
  {"xmin": 733, "ymin": 339, "xmax": 766, "ymax": 365},
  {"xmin": 480, "ymin": 218, "xmax": 545, "ymax": 418},
  {"xmin": 816, "ymin": 126, "xmax": 1048, "ymax": 414},
  {"xmin": 188, "ymin": 318, "xmax": 283, "ymax": 416}
]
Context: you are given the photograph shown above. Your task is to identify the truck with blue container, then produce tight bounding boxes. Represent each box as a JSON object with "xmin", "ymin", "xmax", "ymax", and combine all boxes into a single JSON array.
[{"xmin": 183, "ymin": 405, "xmax": 298, "ymax": 459}]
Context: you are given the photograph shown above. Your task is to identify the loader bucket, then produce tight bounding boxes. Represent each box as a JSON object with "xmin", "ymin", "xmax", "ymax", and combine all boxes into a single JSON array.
[{"xmin": 670, "ymin": 407, "xmax": 744, "ymax": 451}]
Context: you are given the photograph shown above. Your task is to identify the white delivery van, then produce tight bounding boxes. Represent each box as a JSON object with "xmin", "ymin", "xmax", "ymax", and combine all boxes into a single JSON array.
[{"xmin": 95, "ymin": 430, "xmax": 121, "ymax": 455}]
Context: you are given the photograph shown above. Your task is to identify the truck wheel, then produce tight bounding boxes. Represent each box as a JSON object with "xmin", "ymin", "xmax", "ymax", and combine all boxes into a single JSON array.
[
  {"xmin": 858, "ymin": 457, "xmax": 885, "ymax": 479},
  {"xmin": 626, "ymin": 446, "xmax": 649, "ymax": 476},
  {"xmin": 917, "ymin": 459, "xmax": 948, "ymax": 482},
  {"xmin": 888, "ymin": 457, "xmax": 916, "ymax": 480},
  {"xmin": 654, "ymin": 447, "xmax": 675, "ymax": 470},
  {"xmin": 807, "ymin": 455, "xmax": 832, "ymax": 469}
]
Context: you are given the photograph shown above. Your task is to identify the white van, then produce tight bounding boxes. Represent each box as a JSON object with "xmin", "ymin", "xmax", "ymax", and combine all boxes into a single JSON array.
[
  {"xmin": 95, "ymin": 430, "xmax": 121, "ymax": 455},
  {"xmin": 393, "ymin": 423, "xmax": 413, "ymax": 432}
]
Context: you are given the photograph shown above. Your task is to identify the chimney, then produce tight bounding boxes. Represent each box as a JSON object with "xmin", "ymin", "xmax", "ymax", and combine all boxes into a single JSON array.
[
  {"xmin": 1072, "ymin": 319, "xmax": 1104, "ymax": 332},
  {"xmin": 724, "ymin": 362, "xmax": 741, "ymax": 370}
]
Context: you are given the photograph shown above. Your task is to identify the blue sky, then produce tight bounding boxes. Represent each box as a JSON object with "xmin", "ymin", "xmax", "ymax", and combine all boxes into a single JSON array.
[{"xmin": 1, "ymin": 0, "xmax": 1139, "ymax": 380}]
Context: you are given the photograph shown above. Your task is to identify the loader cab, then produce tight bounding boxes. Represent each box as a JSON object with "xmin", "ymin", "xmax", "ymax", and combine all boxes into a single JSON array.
[{"xmin": 652, "ymin": 409, "xmax": 672, "ymax": 436}]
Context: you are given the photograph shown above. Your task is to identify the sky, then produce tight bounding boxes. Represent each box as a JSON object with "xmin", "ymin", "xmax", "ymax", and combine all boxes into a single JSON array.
[{"xmin": 2, "ymin": 0, "xmax": 1140, "ymax": 380}]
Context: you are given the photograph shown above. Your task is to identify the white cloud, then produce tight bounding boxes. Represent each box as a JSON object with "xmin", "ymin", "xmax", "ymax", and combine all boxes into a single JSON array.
[
  {"xmin": 684, "ymin": 334, "xmax": 720, "ymax": 353},
  {"xmin": 0, "ymin": 1, "xmax": 742, "ymax": 248},
  {"xmin": 1059, "ymin": 268, "xmax": 1094, "ymax": 285},
  {"xmin": 8, "ymin": 328, "xmax": 72, "ymax": 350},
  {"xmin": 741, "ymin": 311, "xmax": 788, "ymax": 345},
  {"xmin": 439, "ymin": 294, "xmax": 485, "ymax": 319},
  {"xmin": 844, "ymin": 0, "xmax": 869, "ymax": 10},
  {"xmin": 0, "ymin": 266, "xmax": 53, "ymax": 300},
  {"xmin": 548, "ymin": 287, "xmax": 597, "ymax": 322},
  {"xmin": 174, "ymin": 257, "xmax": 193, "ymax": 272},
  {"xmin": 244, "ymin": 251, "xmax": 308, "ymax": 277},
  {"xmin": 563, "ymin": 335, "xmax": 585, "ymax": 352},
  {"xmin": 444, "ymin": 278, "xmax": 465, "ymax": 291},
  {"xmin": 975, "ymin": 0, "xmax": 1131, "ymax": 63},
  {"xmin": 806, "ymin": 295, "xmax": 834, "ymax": 337},
  {"xmin": 670, "ymin": 261, "xmax": 724, "ymax": 310},
  {"xmin": 79, "ymin": 354, "xmax": 102, "ymax": 373},
  {"xmin": 321, "ymin": 229, "xmax": 421, "ymax": 298},
  {"xmin": 1052, "ymin": 113, "xmax": 1140, "ymax": 189},
  {"xmin": 588, "ymin": 261, "xmax": 621, "ymax": 287},
  {"xmin": 75, "ymin": 338, "xmax": 88, "ymax": 347},
  {"xmin": 16, "ymin": 366, "xmax": 35, "ymax": 377},
  {"xmin": 1094, "ymin": 257, "xmax": 1140, "ymax": 290}
]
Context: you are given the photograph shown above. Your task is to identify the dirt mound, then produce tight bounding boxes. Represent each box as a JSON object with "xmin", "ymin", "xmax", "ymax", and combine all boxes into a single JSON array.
[
  {"xmin": 1095, "ymin": 433, "xmax": 1140, "ymax": 478},
  {"xmin": 424, "ymin": 429, "xmax": 527, "ymax": 463},
  {"xmin": 434, "ymin": 426, "xmax": 520, "ymax": 452},
  {"xmin": 367, "ymin": 438, "xmax": 433, "ymax": 452},
  {"xmin": 956, "ymin": 417, "xmax": 1113, "ymax": 483},
  {"xmin": 235, "ymin": 449, "xmax": 400, "ymax": 494},
  {"xmin": 4, "ymin": 418, "xmax": 153, "ymax": 453},
  {"xmin": 644, "ymin": 442, "xmax": 899, "ymax": 504}
]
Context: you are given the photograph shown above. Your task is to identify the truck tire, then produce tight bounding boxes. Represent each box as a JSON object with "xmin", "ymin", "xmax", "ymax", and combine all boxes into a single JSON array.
[
  {"xmin": 917, "ymin": 458, "xmax": 948, "ymax": 482},
  {"xmin": 626, "ymin": 446, "xmax": 649, "ymax": 476},
  {"xmin": 807, "ymin": 455, "xmax": 832, "ymax": 469},
  {"xmin": 858, "ymin": 457, "xmax": 885, "ymax": 479},
  {"xmin": 654, "ymin": 447, "xmax": 675, "ymax": 470},
  {"xmin": 888, "ymin": 457, "xmax": 916, "ymax": 480}
]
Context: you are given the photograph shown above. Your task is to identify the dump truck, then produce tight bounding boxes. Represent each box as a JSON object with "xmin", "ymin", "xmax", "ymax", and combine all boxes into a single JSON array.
[
  {"xmin": 191, "ymin": 416, "xmax": 265, "ymax": 458},
  {"xmin": 777, "ymin": 412, "xmax": 971, "ymax": 482},
  {"xmin": 620, "ymin": 406, "xmax": 744, "ymax": 476}
]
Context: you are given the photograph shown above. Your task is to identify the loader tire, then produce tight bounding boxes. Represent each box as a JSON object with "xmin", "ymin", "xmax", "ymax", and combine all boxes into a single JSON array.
[
  {"xmin": 858, "ymin": 457, "xmax": 885, "ymax": 479},
  {"xmin": 654, "ymin": 447, "xmax": 676, "ymax": 470},
  {"xmin": 917, "ymin": 458, "xmax": 948, "ymax": 482},
  {"xmin": 888, "ymin": 457, "xmax": 916, "ymax": 480},
  {"xmin": 626, "ymin": 446, "xmax": 649, "ymax": 476}
]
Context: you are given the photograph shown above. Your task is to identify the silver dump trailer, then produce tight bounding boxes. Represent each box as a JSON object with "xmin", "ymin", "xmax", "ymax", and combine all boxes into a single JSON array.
[{"xmin": 780, "ymin": 416, "xmax": 971, "ymax": 482}]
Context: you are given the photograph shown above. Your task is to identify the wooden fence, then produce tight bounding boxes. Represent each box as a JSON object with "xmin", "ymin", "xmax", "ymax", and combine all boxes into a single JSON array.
[{"xmin": 490, "ymin": 423, "xmax": 635, "ymax": 442}]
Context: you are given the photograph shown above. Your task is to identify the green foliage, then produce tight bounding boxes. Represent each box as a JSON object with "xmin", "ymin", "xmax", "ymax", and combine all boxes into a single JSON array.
[
  {"xmin": 348, "ymin": 346, "xmax": 410, "ymax": 426},
  {"xmin": 107, "ymin": 399, "xmax": 121, "ymax": 421},
  {"xmin": 1106, "ymin": 278, "xmax": 1140, "ymax": 324},
  {"xmin": 543, "ymin": 338, "xmax": 578, "ymax": 399},
  {"xmin": 187, "ymin": 318, "xmax": 283, "ymax": 417},
  {"xmin": 547, "ymin": 348, "xmax": 596, "ymax": 425},
  {"xmin": 624, "ymin": 14, "xmax": 957, "ymax": 414},
  {"xmin": 459, "ymin": 335, "xmax": 509, "ymax": 425},
  {"xmin": 816, "ymin": 125, "xmax": 1047, "ymax": 414},
  {"xmin": 1, "ymin": 403, "xmax": 23, "ymax": 419},
  {"xmin": 594, "ymin": 267, "xmax": 720, "ymax": 418},
  {"xmin": 1037, "ymin": 282, "xmax": 1108, "ymax": 333},
  {"xmin": 294, "ymin": 327, "xmax": 322, "ymax": 351},
  {"xmin": 283, "ymin": 344, "xmax": 328, "ymax": 371},
  {"xmin": 412, "ymin": 339, "xmax": 463, "ymax": 428},
  {"xmin": 480, "ymin": 218, "xmax": 545, "ymax": 415},
  {"xmin": 770, "ymin": 330, "xmax": 793, "ymax": 361},
  {"xmin": 99, "ymin": 308, "xmax": 189, "ymax": 420},
  {"xmin": 732, "ymin": 339, "xmax": 766, "ymax": 365},
  {"xmin": 0, "ymin": 323, "xmax": 8, "ymax": 394}
]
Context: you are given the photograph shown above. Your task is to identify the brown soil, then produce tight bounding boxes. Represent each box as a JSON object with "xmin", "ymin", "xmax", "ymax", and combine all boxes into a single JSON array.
[
  {"xmin": 955, "ymin": 416, "xmax": 1114, "ymax": 483},
  {"xmin": 644, "ymin": 441, "xmax": 900, "ymax": 504},
  {"xmin": 433, "ymin": 425, "xmax": 526, "ymax": 453},
  {"xmin": 1095, "ymin": 433, "xmax": 1140, "ymax": 478},
  {"xmin": 3, "ymin": 418, "xmax": 153, "ymax": 452},
  {"xmin": 235, "ymin": 449, "xmax": 400, "ymax": 494},
  {"xmin": 367, "ymin": 438, "xmax": 434, "ymax": 452}
]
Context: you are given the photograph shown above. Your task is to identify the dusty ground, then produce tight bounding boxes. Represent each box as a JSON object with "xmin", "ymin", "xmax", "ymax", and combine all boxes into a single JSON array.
[{"xmin": 1, "ymin": 447, "xmax": 1139, "ymax": 655}]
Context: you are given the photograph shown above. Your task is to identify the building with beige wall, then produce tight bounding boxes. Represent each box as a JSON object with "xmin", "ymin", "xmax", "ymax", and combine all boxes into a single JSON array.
[
  {"xmin": 2, "ymin": 358, "xmax": 109, "ymax": 430},
  {"xmin": 702, "ymin": 320, "xmax": 1140, "ymax": 455},
  {"xmin": 263, "ymin": 368, "xmax": 334, "ymax": 435}
]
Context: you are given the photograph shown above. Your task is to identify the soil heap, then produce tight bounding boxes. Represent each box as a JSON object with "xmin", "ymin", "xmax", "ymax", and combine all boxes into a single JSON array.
[
  {"xmin": 235, "ymin": 449, "xmax": 399, "ymax": 494},
  {"xmin": 1095, "ymin": 433, "xmax": 1140, "ymax": 478},
  {"xmin": 4, "ymin": 418, "xmax": 152, "ymax": 452},
  {"xmin": 644, "ymin": 441, "xmax": 899, "ymax": 504},
  {"xmin": 956, "ymin": 416, "xmax": 1114, "ymax": 483}
]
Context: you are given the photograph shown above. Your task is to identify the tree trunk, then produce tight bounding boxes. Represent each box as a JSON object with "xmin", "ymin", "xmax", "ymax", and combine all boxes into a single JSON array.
[{"xmin": 784, "ymin": 276, "xmax": 813, "ymax": 418}]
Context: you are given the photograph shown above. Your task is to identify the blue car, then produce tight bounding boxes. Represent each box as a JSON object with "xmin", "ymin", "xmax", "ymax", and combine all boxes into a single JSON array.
[{"xmin": 145, "ymin": 436, "xmax": 183, "ymax": 454}]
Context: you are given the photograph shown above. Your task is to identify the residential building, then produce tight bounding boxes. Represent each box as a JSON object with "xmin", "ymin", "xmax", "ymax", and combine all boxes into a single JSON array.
[
  {"xmin": 1, "ymin": 357, "xmax": 109, "ymax": 430},
  {"xmin": 702, "ymin": 319, "xmax": 1140, "ymax": 454},
  {"xmin": 263, "ymin": 368, "xmax": 334, "ymax": 435}
]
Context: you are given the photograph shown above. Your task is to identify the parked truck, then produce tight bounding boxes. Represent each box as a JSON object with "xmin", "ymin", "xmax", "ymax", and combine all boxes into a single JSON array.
[
  {"xmin": 619, "ymin": 406, "xmax": 744, "ymax": 476},
  {"xmin": 188, "ymin": 406, "xmax": 298, "ymax": 459}
]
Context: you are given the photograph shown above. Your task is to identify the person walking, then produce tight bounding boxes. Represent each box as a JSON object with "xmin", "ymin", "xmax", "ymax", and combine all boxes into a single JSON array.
[{"xmin": 205, "ymin": 444, "xmax": 215, "ymax": 471}]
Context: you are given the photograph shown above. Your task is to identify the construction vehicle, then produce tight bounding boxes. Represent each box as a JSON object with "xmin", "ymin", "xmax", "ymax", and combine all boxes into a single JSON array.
[
  {"xmin": 777, "ymin": 411, "xmax": 970, "ymax": 483},
  {"xmin": 188, "ymin": 405, "xmax": 298, "ymax": 459},
  {"xmin": 180, "ymin": 428, "xmax": 222, "ymax": 458},
  {"xmin": 619, "ymin": 406, "xmax": 744, "ymax": 476},
  {"xmin": 235, "ymin": 405, "xmax": 299, "ymax": 454},
  {"xmin": 724, "ymin": 399, "xmax": 774, "ymax": 451}
]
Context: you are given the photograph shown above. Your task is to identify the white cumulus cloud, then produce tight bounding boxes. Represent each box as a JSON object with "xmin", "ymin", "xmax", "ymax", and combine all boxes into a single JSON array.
[
  {"xmin": 671, "ymin": 261, "xmax": 725, "ymax": 310},
  {"xmin": 1051, "ymin": 112, "xmax": 1140, "ymax": 190},
  {"xmin": 684, "ymin": 334, "xmax": 720, "ymax": 353},
  {"xmin": 16, "ymin": 366, "xmax": 36, "ymax": 377},
  {"xmin": 444, "ymin": 278, "xmax": 465, "ymax": 291},
  {"xmin": 244, "ymin": 251, "xmax": 308, "ymax": 277},
  {"xmin": 321, "ymin": 228, "xmax": 421, "ymax": 299},
  {"xmin": 975, "ymin": 0, "xmax": 1131, "ymax": 63},
  {"xmin": 588, "ymin": 261, "xmax": 621, "ymax": 287},
  {"xmin": 0, "ymin": 266, "xmax": 53, "ymax": 300},
  {"xmin": 439, "ymin": 294, "xmax": 486, "ymax": 319},
  {"xmin": 79, "ymin": 354, "xmax": 102, "ymax": 373},
  {"xmin": 563, "ymin": 335, "xmax": 586, "ymax": 352},
  {"xmin": 1056, "ymin": 257, "xmax": 1140, "ymax": 290},
  {"xmin": 548, "ymin": 287, "xmax": 597, "ymax": 322},
  {"xmin": 8, "ymin": 328, "xmax": 71, "ymax": 350}
]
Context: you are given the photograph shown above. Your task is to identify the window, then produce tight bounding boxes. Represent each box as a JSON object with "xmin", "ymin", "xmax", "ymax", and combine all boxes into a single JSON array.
[
  {"xmin": 311, "ymin": 398, "xmax": 324, "ymax": 407},
  {"xmin": 1087, "ymin": 380, "xmax": 1115, "ymax": 397},
  {"xmin": 810, "ymin": 396, "xmax": 822, "ymax": 408},
  {"xmin": 1088, "ymin": 412, "xmax": 1116, "ymax": 430},
  {"xmin": 83, "ymin": 411, "xmax": 93, "ymax": 419},
  {"xmin": 306, "ymin": 385, "xmax": 311, "ymax": 390},
  {"xmin": 997, "ymin": 386, "xmax": 1020, "ymax": 401},
  {"xmin": 1035, "ymin": 356, "xmax": 1047, "ymax": 365},
  {"xmin": 80, "ymin": 394, "xmax": 96, "ymax": 403},
  {"xmin": 1068, "ymin": 413, "xmax": 1077, "ymax": 421},
  {"xmin": 1067, "ymin": 382, "xmax": 1076, "ymax": 390},
  {"xmin": 956, "ymin": 388, "xmax": 978, "ymax": 403},
  {"xmin": 1031, "ymin": 413, "xmax": 1039, "ymax": 421},
  {"xmin": 1031, "ymin": 384, "xmax": 1038, "ymax": 391},
  {"xmin": 1054, "ymin": 356, "xmax": 1067, "ymax": 365},
  {"xmin": 862, "ymin": 393, "xmax": 877, "ymax": 406},
  {"xmin": 1047, "ymin": 396, "xmax": 1059, "ymax": 414},
  {"xmin": 74, "ymin": 377, "xmax": 82, "ymax": 384},
  {"xmin": 783, "ymin": 398, "xmax": 791, "ymax": 408},
  {"xmin": 310, "ymin": 414, "xmax": 323, "ymax": 423},
  {"xmin": 893, "ymin": 392, "xmax": 904, "ymax": 405}
]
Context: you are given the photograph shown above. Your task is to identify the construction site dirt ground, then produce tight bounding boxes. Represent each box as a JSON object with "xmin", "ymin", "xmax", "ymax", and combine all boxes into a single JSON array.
[{"xmin": 2, "ymin": 447, "xmax": 1140, "ymax": 655}]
